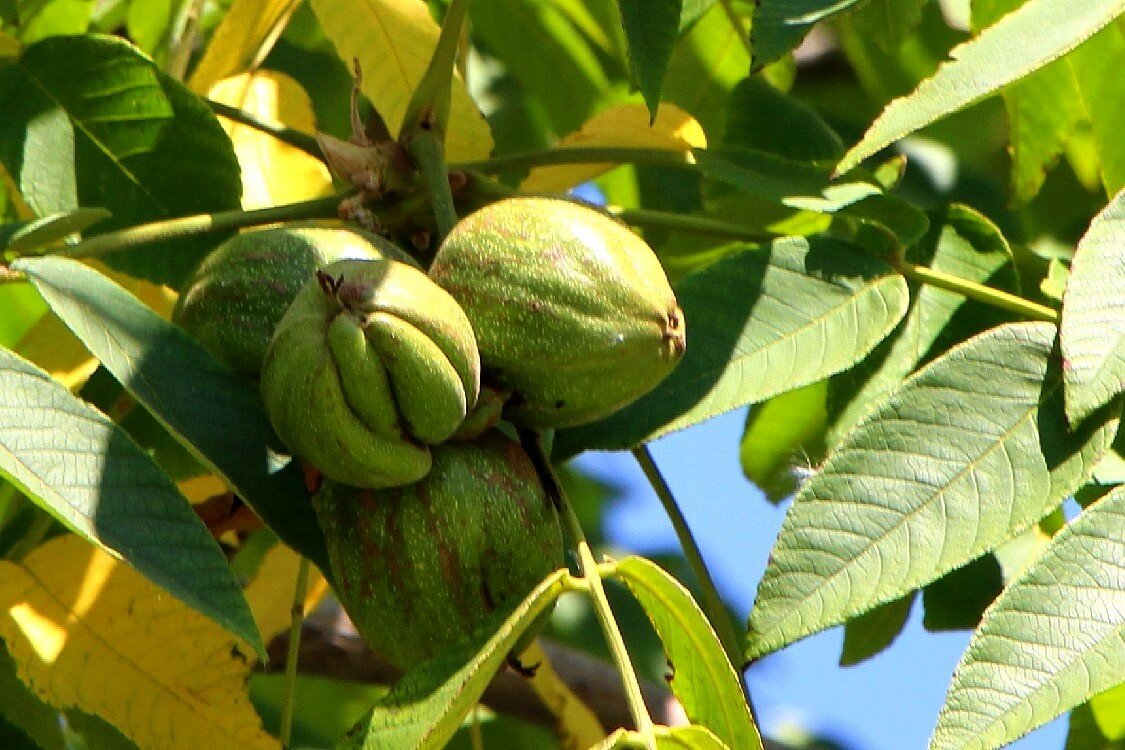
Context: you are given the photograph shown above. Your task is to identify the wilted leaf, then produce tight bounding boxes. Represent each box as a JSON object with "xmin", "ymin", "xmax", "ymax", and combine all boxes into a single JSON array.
[
  {"xmin": 930, "ymin": 484, "xmax": 1125, "ymax": 750},
  {"xmin": 0, "ymin": 536, "xmax": 277, "ymax": 750},
  {"xmin": 747, "ymin": 322, "xmax": 1120, "ymax": 659},
  {"xmin": 1061, "ymin": 188, "xmax": 1125, "ymax": 425},
  {"xmin": 836, "ymin": 0, "xmax": 1125, "ymax": 175},
  {"xmin": 614, "ymin": 557, "xmax": 761, "ymax": 750},
  {"xmin": 521, "ymin": 103, "xmax": 706, "ymax": 191},
  {"xmin": 208, "ymin": 71, "xmax": 332, "ymax": 209},
  {"xmin": 555, "ymin": 236, "xmax": 908, "ymax": 455},
  {"xmin": 310, "ymin": 0, "xmax": 492, "ymax": 161},
  {"xmin": 0, "ymin": 347, "xmax": 260, "ymax": 651}
]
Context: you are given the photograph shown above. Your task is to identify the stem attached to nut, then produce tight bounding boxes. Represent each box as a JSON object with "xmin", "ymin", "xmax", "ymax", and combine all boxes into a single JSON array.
[{"xmin": 517, "ymin": 428, "xmax": 658, "ymax": 748}]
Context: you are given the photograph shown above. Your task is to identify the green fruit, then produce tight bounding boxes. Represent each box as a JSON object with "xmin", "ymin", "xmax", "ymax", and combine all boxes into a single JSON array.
[
  {"xmin": 261, "ymin": 258, "xmax": 480, "ymax": 488},
  {"xmin": 174, "ymin": 225, "xmax": 416, "ymax": 379},
  {"xmin": 313, "ymin": 431, "xmax": 564, "ymax": 671},
  {"xmin": 428, "ymin": 197, "xmax": 686, "ymax": 429}
]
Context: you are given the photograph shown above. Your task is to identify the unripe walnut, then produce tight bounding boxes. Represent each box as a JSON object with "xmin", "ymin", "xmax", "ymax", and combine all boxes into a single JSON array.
[
  {"xmin": 428, "ymin": 197, "xmax": 685, "ymax": 429},
  {"xmin": 314, "ymin": 431, "xmax": 565, "ymax": 671},
  {"xmin": 260, "ymin": 258, "xmax": 480, "ymax": 489}
]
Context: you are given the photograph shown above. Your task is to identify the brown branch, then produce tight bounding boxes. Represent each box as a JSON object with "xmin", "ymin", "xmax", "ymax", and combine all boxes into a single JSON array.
[{"xmin": 262, "ymin": 614, "xmax": 683, "ymax": 733}]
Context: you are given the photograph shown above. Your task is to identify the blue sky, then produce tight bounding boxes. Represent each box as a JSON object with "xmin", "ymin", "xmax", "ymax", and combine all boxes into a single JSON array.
[{"xmin": 573, "ymin": 408, "xmax": 1067, "ymax": 750}]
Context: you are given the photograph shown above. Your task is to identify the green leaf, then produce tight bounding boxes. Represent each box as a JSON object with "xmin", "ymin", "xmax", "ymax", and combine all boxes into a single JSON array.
[
  {"xmin": 0, "ymin": 207, "xmax": 109, "ymax": 252},
  {"xmin": 921, "ymin": 554, "xmax": 1004, "ymax": 632},
  {"xmin": 554, "ymin": 236, "xmax": 908, "ymax": 456},
  {"xmin": 1066, "ymin": 683, "xmax": 1125, "ymax": 750},
  {"xmin": 12, "ymin": 255, "xmax": 330, "ymax": 574},
  {"xmin": 723, "ymin": 75, "xmax": 844, "ymax": 162},
  {"xmin": 0, "ymin": 95, "xmax": 75, "ymax": 217},
  {"xmin": 930, "ymin": 484, "xmax": 1125, "ymax": 750},
  {"xmin": 340, "ymin": 570, "xmax": 570, "ymax": 750},
  {"xmin": 746, "ymin": 322, "xmax": 1120, "ymax": 660},
  {"xmin": 125, "ymin": 0, "xmax": 174, "ymax": 56},
  {"xmin": 1068, "ymin": 21, "xmax": 1125, "ymax": 196},
  {"xmin": 750, "ymin": 0, "xmax": 865, "ymax": 69},
  {"xmin": 835, "ymin": 0, "xmax": 1125, "ymax": 175},
  {"xmin": 15, "ymin": 0, "xmax": 92, "ymax": 44},
  {"xmin": 618, "ymin": 0, "xmax": 682, "ymax": 118},
  {"xmin": 0, "ymin": 34, "xmax": 241, "ymax": 287},
  {"xmin": 1061, "ymin": 188, "xmax": 1125, "ymax": 426},
  {"xmin": 656, "ymin": 725, "xmax": 731, "ymax": 749},
  {"xmin": 840, "ymin": 592, "xmax": 914, "ymax": 666},
  {"xmin": 827, "ymin": 203, "xmax": 1018, "ymax": 444},
  {"xmin": 0, "ymin": 346, "xmax": 261, "ymax": 653},
  {"xmin": 849, "ymin": 0, "xmax": 927, "ymax": 53},
  {"xmin": 740, "ymin": 381, "xmax": 827, "ymax": 504},
  {"xmin": 613, "ymin": 557, "xmax": 761, "ymax": 750}
]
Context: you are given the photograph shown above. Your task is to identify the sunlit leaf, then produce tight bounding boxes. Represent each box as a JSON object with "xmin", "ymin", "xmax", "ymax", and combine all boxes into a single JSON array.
[
  {"xmin": 740, "ymin": 381, "xmax": 827, "ymax": 504},
  {"xmin": 521, "ymin": 103, "xmax": 705, "ymax": 191},
  {"xmin": 0, "ymin": 346, "xmax": 260, "ymax": 651},
  {"xmin": 1066, "ymin": 683, "xmax": 1125, "ymax": 750},
  {"xmin": 614, "ymin": 557, "xmax": 761, "ymax": 750},
  {"xmin": 340, "ymin": 570, "xmax": 570, "ymax": 750},
  {"xmin": 930, "ymin": 485, "xmax": 1125, "ymax": 750},
  {"xmin": 310, "ymin": 0, "xmax": 492, "ymax": 161},
  {"xmin": 747, "ymin": 322, "xmax": 1120, "ymax": 659},
  {"xmin": 0, "ymin": 35, "xmax": 242, "ymax": 287},
  {"xmin": 1067, "ymin": 21, "xmax": 1125, "ymax": 196},
  {"xmin": 618, "ymin": 0, "xmax": 682, "ymax": 117},
  {"xmin": 836, "ymin": 0, "xmax": 1125, "ymax": 175},
  {"xmin": 1061, "ymin": 188, "xmax": 1125, "ymax": 426},
  {"xmin": 243, "ymin": 543, "xmax": 329, "ymax": 649},
  {"xmin": 13, "ymin": 256, "xmax": 330, "ymax": 572},
  {"xmin": 0, "ymin": 536, "xmax": 277, "ymax": 750},
  {"xmin": 555, "ymin": 236, "xmax": 908, "ymax": 455},
  {"xmin": 208, "ymin": 71, "xmax": 332, "ymax": 210},
  {"xmin": 188, "ymin": 0, "xmax": 298, "ymax": 94}
]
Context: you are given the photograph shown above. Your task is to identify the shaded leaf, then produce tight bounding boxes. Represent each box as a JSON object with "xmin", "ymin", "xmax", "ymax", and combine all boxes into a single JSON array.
[
  {"xmin": 747, "ymin": 322, "xmax": 1120, "ymax": 659},
  {"xmin": 1062, "ymin": 188, "xmax": 1125, "ymax": 425},
  {"xmin": 922, "ymin": 554, "xmax": 1004, "ymax": 632},
  {"xmin": 618, "ymin": 0, "xmax": 682, "ymax": 117},
  {"xmin": 850, "ymin": 0, "xmax": 928, "ymax": 54},
  {"xmin": 310, "ymin": 0, "xmax": 492, "ymax": 161},
  {"xmin": 840, "ymin": 593, "xmax": 914, "ymax": 666},
  {"xmin": 613, "ymin": 557, "xmax": 762, "ymax": 750},
  {"xmin": 555, "ymin": 236, "xmax": 908, "ymax": 455},
  {"xmin": 1066, "ymin": 683, "xmax": 1125, "ymax": 750},
  {"xmin": 750, "ymin": 0, "xmax": 865, "ymax": 69},
  {"xmin": 0, "ymin": 641, "xmax": 65, "ymax": 750},
  {"xmin": 521, "ymin": 103, "xmax": 705, "ymax": 192},
  {"xmin": 740, "ymin": 381, "xmax": 827, "ymax": 504},
  {"xmin": 0, "ymin": 536, "xmax": 277, "ymax": 750},
  {"xmin": 341, "ymin": 570, "xmax": 570, "ymax": 750},
  {"xmin": 1068, "ymin": 21, "xmax": 1125, "ymax": 196},
  {"xmin": 0, "ymin": 97, "xmax": 74, "ymax": 217},
  {"xmin": 0, "ymin": 207, "xmax": 108, "ymax": 252},
  {"xmin": 930, "ymin": 484, "xmax": 1125, "ymax": 750},
  {"xmin": 188, "ymin": 0, "xmax": 297, "ymax": 94},
  {"xmin": 0, "ymin": 35, "xmax": 242, "ymax": 287},
  {"xmin": 0, "ymin": 346, "xmax": 260, "ymax": 651},
  {"xmin": 13, "ymin": 256, "xmax": 330, "ymax": 573},
  {"xmin": 723, "ymin": 76, "xmax": 843, "ymax": 162},
  {"xmin": 836, "ymin": 0, "xmax": 1125, "ymax": 175}
]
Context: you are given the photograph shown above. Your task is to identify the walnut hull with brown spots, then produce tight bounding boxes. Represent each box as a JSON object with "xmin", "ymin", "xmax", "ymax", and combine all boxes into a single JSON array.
[
  {"xmin": 313, "ymin": 431, "xmax": 564, "ymax": 671},
  {"xmin": 428, "ymin": 197, "xmax": 686, "ymax": 429},
  {"xmin": 174, "ymin": 225, "xmax": 415, "ymax": 379}
]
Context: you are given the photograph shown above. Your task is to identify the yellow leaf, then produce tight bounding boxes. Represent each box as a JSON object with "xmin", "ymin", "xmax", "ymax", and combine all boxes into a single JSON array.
[
  {"xmin": 209, "ymin": 72, "xmax": 333, "ymax": 210},
  {"xmin": 521, "ymin": 103, "xmax": 707, "ymax": 192},
  {"xmin": 244, "ymin": 544, "xmax": 329, "ymax": 648},
  {"xmin": 0, "ymin": 536, "xmax": 278, "ymax": 750},
  {"xmin": 178, "ymin": 474, "xmax": 229, "ymax": 504},
  {"xmin": 188, "ymin": 0, "xmax": 299, "ymax": 95},
  {"xmin": 519, "ymin": 640, "xmax": 605, "ymax": 748},
  {"xmin": 309, "ymin": 0, "xmax": 493, "ymax": 162}
]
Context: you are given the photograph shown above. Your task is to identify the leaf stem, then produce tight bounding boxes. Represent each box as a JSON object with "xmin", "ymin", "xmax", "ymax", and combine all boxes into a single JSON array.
[
  {"xmin": 898, "ymin": 261, "xmax": 1059, "ymax": 323},
  {"xmin": 609, "ymin": 206, "xmax": 773, "ymax": 243},
  {"xmin": 455, "ymin": 147, "xmax": 699, "ymax": 174},
  {"xmin": 51, "ymin": 193, "xmax": 351, "ymax": 262},
  {"xmin": 409, "ymin": 131, "xmax": 459, "ymax": 241},
  {"xmin": 518, "ymin": 429, "xmax": 657, "ymax": 748},
  {"xmin": 632, "ymin": 446, "xmax": 757, "ymax": 715},
  {"xmin": 207, "ymin": 99, "xmax": 324, "ymax": 159},
  {"xmin": 279, "ymin": 557, "xmax": 311, "ymax": 749}
]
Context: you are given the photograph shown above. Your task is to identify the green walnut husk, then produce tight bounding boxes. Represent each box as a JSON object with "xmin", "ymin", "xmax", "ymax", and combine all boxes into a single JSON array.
[
  {"xmin": 174, "ymin": 225, "xmax": 416, "ymax": 379},
  {"xmin": 260, "ymin": 258, "xmax": 480, "ymax": 488},
  {"xmin": 428, "ymin": 197, "xmax": 686, "ymax": 429},
  {"xmin": 313, "ymin": 431, "xmax": 565, "ymax": 671}
]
